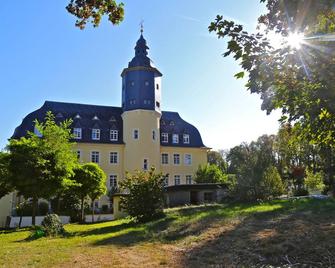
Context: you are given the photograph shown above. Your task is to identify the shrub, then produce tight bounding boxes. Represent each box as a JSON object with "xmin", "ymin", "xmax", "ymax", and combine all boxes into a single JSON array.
[
  {"xmin": 120, "ymin": 167, "xmax": 165, "ymax": 222},
  {"xmin": 38, "ymin": 201, "xmax": 49, "ymax": 216},
  {"xmin": 195, "ymin": 164, "xmax": 227, "ymax": 184},
  {"xmin": 261, "ymin": 166, "xmax": 285, "ymax": 198},
  {"xmin": 41, "ymin": 214, "xmax": 65, "ymax": 237},
  {"xmin": 304, "ymin": 169, "xmax": 325, "ymax": 193}
]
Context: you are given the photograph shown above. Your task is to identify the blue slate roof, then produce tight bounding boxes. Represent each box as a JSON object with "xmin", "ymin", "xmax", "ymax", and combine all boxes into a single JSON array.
[{"xmin": 12, "ymin": 101, "xmax": 206, "ymax": 148}]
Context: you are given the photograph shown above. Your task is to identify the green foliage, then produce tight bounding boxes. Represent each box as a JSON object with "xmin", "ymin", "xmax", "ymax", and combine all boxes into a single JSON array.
[
  {"xmin": 120, "ymin": 167, "xmax": 165, "ymax": 223},
  {"xmin": 262, "ymin": 166, "xmax": 285, "ymax": 198},
  {"xmin": 227, "ymin": 135, "xmax": 286, "ymax": 201},
  {"xmin": 207, "ymin": 150, "xmax": 228, "ymax": 173},
  {"xmin": 66, "ymin": 0, "xmax": 124, "ymax": 29},
  {"xmin": 41, "ymin": 214, "xmax": 65, "ymax": 237},
  {"xmin": 195, "ymin": 164, "xmax": 227, "ymax": 184},
  {"xmin": 305, "ymin": 169, "xmax": 325, "ymax": 193},
  {"xmin": 0, "ymin": 151, "xmax": 12, "ymax": 199},
  {"xmin": 7, "ymin": 111, "xmax": 78, "ymax": 224},
  {"xmin": 71, "ymin": 163, "xmax": 107, "ymax": 222},
  {"xmin": 209, "ymin": 0, "xmax": 335, "ymax": 150},
  {"xmin": 293, "ymin": 188, "xmax": 309, "ymax": 197}
]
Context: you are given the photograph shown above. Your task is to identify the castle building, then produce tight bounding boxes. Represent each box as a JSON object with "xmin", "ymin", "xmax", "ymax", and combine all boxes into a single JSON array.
[{"xmin": 10, "ymin": 32, "xmax": 209, "ymax": 217}]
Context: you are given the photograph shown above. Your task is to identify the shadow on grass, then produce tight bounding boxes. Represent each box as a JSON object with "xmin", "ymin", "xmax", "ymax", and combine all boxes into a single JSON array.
[
  {"xmin": 90, "ymin": 198, "xmax": 321, "ymax": 247},
  {"xmin": 181, "ymin": 198, "xmax": 335, "ymax": 267}
]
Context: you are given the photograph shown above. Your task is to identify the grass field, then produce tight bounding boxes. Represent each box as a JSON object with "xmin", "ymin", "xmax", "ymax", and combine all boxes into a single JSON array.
[{"xmin": 1, "ymin": 198, "xmax": 335, "ymax": 267}]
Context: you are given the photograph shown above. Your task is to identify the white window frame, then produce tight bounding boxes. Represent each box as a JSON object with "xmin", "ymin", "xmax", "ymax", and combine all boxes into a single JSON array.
[
  {"xmin": 172, "ymin": 134, "xmax": 179, "ymax": 144},
  {"xmin": 173, "ymin": 154, "xmax": 180, "ymax": 165},
  {"xmin": 174, "ymin": 175, "xmax": 181, "ymax": 185},
  {"xmin": 183, "ymin": 134, "xmax": 190, "ymax": 144},
  {"xmin": 92, "ymin": 129, "xmax": 100, "ymax": 140},
  {"xmin": 109, "ymin": 174, "xmax": 118, "ymax": 188},
  {"xmin": 73, "ymin": 128, "xmax": 82, "ymax": 139},
  {"xmin": 184, "ymin": 154, "xmax": 192, "ymax": 165},
  {"xmin": 91, "ymin": 151, "xmax": 100, "ymax": 163},
  {"xmin": 110, "ymin": 130, "xmax": 118, "ymax": 141},
  {"xmin": 110, "ymin": 152, "xmax": 118, "ymax": 164},
  {"xmin": 133, "ymin": 129, "xmax": 139, "ymax": 140},
  {"xmin": 161, "ymin": 133, "xmax": 168, "ymax": 143},
  {"xmin": 186, "ymin": 175, "xmax": 192, "ymax": 185},
  {"xmin": 161, "ymin": 153, "xmax": 169, "ymax": 165}
]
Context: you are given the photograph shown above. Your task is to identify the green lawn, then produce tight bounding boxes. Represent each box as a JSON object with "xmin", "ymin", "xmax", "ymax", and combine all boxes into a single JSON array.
[{"xmin": 1, "ymin": 198, "xmax": 335, "ymax": 267}]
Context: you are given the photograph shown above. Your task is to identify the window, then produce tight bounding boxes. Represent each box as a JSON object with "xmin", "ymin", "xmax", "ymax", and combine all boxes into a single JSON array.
[
  {"xmin": 130, "ymin": 81, "xmax": 135, "ymax": 86},
  {"xmin": 173, "ymin": 154, "xmax": 180, "ymax": 165},
  {"xmin": 130, "ymin": 99, "xmax": 136, "ymax": 105},
  {"xmin": 174, "ymin": 175, "xmax": 181, "ymax": 185},
  {"xmin": 133, "ymin": 129, "xmax": 139, "ymax": 139},
  {"xmin": 164, "ymin": 175, "xmax": 169, "ymax": 186},
  {"xmin": 172, "ymin": 134, "xmax": 179, "ymax": 144},
  {"xmin": 76, "ymin": 150, "xmax": 81, "ymax": 160},
  {"xmin": 156, "ymin": 84, "xmax": 159, "ymax": 90},
  {"xmin": 186, "ymin": 175, "xmax": 192, "ymax": 185},
  {"xmin": 143, "ymin": 159, "xmax": 148, "ymax": 170},
  {"xmin": 145, "ymin": 81, "xmax": 149, "ymax": 86},
  {"xmin": 144, "ymin": 99, "xmax": 151, "ymax": 105},
  {"xmin": 73, "ymin": 128, "xmax": 82, "ymax": 139},
  {"xmin": 110, "ymin": 152, "xmax": 118, "ymax": 164},
  {"xmin": 34, "ymin": 126, "xmax": 42, "ymax": 137},
  {"xmin": 92, "ymin": 129, "xmax": 100, "ymax": 140},
  {"xmin": 170, "ymin": 121, "xmax": 175, "ymax": 126},
  {"xmin": 161, "ymin": 133, "xmax": 168, "ymax": 143},
  {"xmin": 183, "ymin": 134, "xmax": 190, "ymax": 144},
  {"xmin": 91, "ymin": 151, "xmax": 100, "ymax": 163},
  {"xmin": 152, "ymin": 130, "xmax": 156, "ymax": 141},
  {"xmin": 110, "ymin": 175, "xmax": 117, "ymax": 188},
  {"xmin": 184, "ymin": 154, "xmax": 192, "ymax": 165},
  {"xmin": 156, "ymin": 101, "xmax": 160, "ymax": 108},
  {"xmin": 161, "ymin": 153, "xmax": 169, "ymax": 165},
  {"xmin": 110, "ymin": 130, "xmax": 118, "ymax": 141}
]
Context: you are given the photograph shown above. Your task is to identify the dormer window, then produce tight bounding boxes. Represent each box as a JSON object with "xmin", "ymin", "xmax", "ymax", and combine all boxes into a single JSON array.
[
  {"xmin": 172, "ymin": 134, "xmax": 179, "ymax": 144},
  {"xmin": 161, "ymin": 120, "xmax": 166, "ymax": 125},
  {"xmin": 92, "ymin": 129, "xmax": 100, "ymax": 140},
  {"xmin": 34, "ymin": 126, "xmax": 42, "ymax": 137},
  {"xmin": 110, "ymin": 130, "xmax": 118, "ymax": 141},
  {"xmin": 109, "ymin": 116, "xmax": 116, "ymax": 122},
  {"xmin": 56, "ymin": 112, "xmax": 63, "ymax": 118},
  {"xmin": 131, "ymin": 81, "xmax": 135, "ymax": 86},
  {"xmin": 161, "ymin": 133, "xmax": 168, "ymax": 143},
  {"xmin": 92, "ymin": 115, "xmax": 99, "ymax": 120},
  {"xmin": 170, "ymin": 121, "xmax": 175, "ymax": 126},
  {"xmin": 144, "ymin": 99, "xmax": 151, "ymax": 105},
  {"xmin": 130, "ymin": 99, "xmax": 136, "ymax": 105},
  {"xmin": 73, "ymin": 128, "xmax": 82, "ymax": 139},
  {"xmin": 74, "ymin": 114, "xmax": 81, "ymax": 119},
  {"xmin": 145, "ymin": 81, "xmax": 149, "ymax": 86},
  {"xmin": 183, "ymin": 134, "xmax": 190, "ymax": 144}
]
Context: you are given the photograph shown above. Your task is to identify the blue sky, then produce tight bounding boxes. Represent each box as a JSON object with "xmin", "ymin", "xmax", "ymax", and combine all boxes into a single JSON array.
[{"xmin": 0, "ymin": 0, "xmax": 280, "ymax": 150}]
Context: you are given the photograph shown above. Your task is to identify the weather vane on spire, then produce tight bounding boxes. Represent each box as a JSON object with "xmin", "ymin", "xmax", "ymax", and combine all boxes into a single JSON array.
[{"xmin": 140, "ymin": 19, "xmax": 144, "ymax": 34}]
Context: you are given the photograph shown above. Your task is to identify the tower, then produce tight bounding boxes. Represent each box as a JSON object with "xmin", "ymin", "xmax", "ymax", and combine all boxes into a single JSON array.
[{"xmin": 121, "ymin": 31, "xmax": 163, "ymax": 172}]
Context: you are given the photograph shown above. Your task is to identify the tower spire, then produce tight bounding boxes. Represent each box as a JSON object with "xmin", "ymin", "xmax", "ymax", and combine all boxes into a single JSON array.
[{"xmin": 140, "ymin": 20, "xmax": 144, "ymax": 35}]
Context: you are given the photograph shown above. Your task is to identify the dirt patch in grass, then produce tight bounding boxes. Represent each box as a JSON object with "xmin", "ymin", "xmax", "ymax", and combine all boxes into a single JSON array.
[{"xmin": 181, "ymin": 209, "xmax": 335, "ymax": 267}]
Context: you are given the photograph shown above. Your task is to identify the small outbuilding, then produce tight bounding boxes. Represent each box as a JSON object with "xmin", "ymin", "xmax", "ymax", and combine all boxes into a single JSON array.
[{"xmin": 164, "ymin": 183, "xmax": 228, "ymax": 207}]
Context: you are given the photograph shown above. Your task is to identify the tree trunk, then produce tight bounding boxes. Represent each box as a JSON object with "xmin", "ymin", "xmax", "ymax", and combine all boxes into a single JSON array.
[
  {"xmin": 91, "ymin": 200, "xmax": 95, "ymax": 223},
  {"xmin": 81, "ymin": 197, "xmax": 85, "ymax": 223},
  {"xmin": 32, "ymin": 196, "xmax": 38, "ymax": 226}
]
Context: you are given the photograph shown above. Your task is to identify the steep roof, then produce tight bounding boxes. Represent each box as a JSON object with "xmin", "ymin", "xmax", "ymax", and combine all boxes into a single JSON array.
[{"xmin": 12, "ymin": 101, "xmax": 206, "ymax": 148}]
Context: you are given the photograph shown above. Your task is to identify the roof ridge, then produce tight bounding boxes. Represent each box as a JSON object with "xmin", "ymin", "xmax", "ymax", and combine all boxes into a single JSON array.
[{"xmin": 44, "ymin": 100, "xmax": 121, "ymax": 109}]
